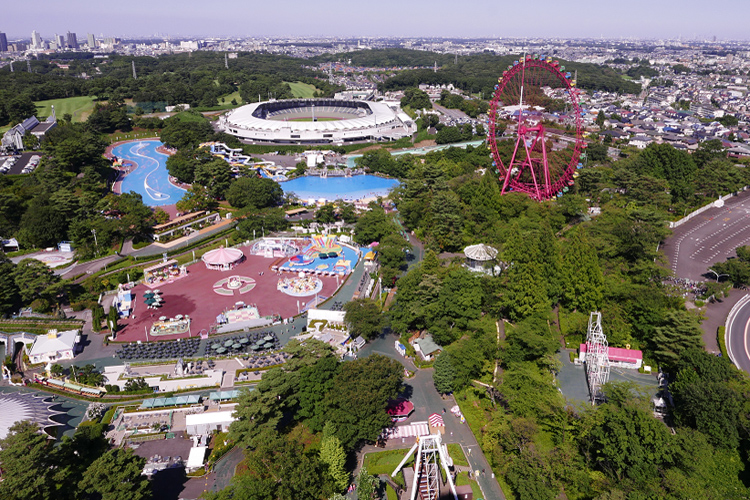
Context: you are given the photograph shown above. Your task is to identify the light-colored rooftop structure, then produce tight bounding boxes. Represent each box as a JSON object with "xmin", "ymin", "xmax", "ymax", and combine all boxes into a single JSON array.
[
  {"xmin": 0, "ymin": 392, "xmax": 65, "ymax": 439},
  {"xmin": 219, "ymin": 99, "xmax": 415, "ymax": 143},
  {"xmin": 27, "ymin": 330, "xmax": 78, "ymax": 364}
]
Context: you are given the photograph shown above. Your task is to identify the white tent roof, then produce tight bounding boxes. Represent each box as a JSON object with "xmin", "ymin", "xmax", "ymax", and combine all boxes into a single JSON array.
[
  {"xmin": 185, "ymin": 411, "xmax": 235, "ymax": 427},
  {"xmin": 186, "ymin": 446, "xmax": 207, "ymax": 469},
  {"xmin": 464, "ymin": 243, "xmax": 498, "ymax": 262},
  {"xmin": 202, "ymin": 246, "xmax": 244, "ymax": 266}
]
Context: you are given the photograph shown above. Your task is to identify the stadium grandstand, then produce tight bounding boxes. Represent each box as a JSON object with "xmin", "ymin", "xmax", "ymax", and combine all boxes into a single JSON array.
[{"xmin": 219, "ymin": 99, "xmax": 416, "ymax": 144}]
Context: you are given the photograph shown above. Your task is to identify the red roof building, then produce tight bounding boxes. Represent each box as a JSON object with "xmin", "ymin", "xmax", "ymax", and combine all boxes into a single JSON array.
[{"xmin": 579, "ymin": 343, "xmax": 643, "ymax": 369}]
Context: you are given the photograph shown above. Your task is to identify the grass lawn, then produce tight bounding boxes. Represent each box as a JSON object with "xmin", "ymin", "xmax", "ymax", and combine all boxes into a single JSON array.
[
  {"xmin": 447, "ymin": 443, "xmax": 469, "ymax": 467},
  {"xmin": 385, "ymin": 484, "xmax": 398, "ymax": 500},
  {"xmin": 218, "ymin": 90, "xmax": 242, "ymax": 106},
  {"xmin": 35, "ymin": 96, "xmax": 96, "ymax": 122},
  {"xmin": 455, "ymin": 471, "xmax": 483, "ymax": 498},
  {"xmin": 363, "ymin": 448, "xmax": 414, "ymax": 489},
  {"xmin": 286, "ymin": 117, "xmax": 341, "ymax": 122},
  {"xmin": 286, "ymin": 81, "xmax": 318, "ymax": 98}
]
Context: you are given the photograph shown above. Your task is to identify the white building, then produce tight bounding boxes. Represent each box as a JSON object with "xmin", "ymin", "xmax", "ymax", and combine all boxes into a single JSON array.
[
  {"xmin": 185, "ymin": 411, "xmax": 235, "ymax": 435},
  {"xmin": 27, "ymin": 330, "xmax": 79, "ymax": 364}
]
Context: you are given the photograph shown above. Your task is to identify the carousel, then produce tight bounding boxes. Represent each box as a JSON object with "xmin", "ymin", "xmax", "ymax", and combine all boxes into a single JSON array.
[
  {"xmin": 463, "ymin": 243, "xmax": 499, "ymax": 275},
  {"xmin": 202, "ymin": 246, "xmax": 245, "ymax": 271}
]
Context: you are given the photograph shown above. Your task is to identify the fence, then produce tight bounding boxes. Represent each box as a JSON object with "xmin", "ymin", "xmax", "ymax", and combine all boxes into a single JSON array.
[{"xmin": 669, "ymin": 186, "xmax": 749, "ymax": 228}]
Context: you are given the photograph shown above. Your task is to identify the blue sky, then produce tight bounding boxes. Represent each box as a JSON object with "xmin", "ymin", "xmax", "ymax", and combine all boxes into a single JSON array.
[{"xmin": 4, "ymin": 0, "xmax": 750, "ymax": 40}]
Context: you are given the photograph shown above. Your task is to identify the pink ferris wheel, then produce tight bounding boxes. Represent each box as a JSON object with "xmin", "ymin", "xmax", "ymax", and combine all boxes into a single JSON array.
[{"xmin": 487, "ymin": 54, "xmax": 586, "ymax": 201}]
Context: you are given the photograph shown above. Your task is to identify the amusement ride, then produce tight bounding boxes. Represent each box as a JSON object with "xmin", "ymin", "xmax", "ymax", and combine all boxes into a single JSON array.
[{"xmin": 487, "ymin": 54, "xmax": 586, "ymax": 200}]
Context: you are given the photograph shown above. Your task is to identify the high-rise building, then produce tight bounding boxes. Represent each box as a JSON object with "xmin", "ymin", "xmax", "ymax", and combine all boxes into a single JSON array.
[
  {"xmin": 66, "ymin": 31, "xmax": 78, "ymax": 49},
  {"xmin": 0, "ymin": 32, "xmax": 8, "ymax": 52},
  {"xmin": 56, "ymin": 34, "xmax": 65, "ymax": 49},
  {"xmin": 87, "ymin": 33, "xmax": 95, "ymax": 48},
  {"xmin": 31, "ymin": 30, "xmax": 42, "ymax": 49}
]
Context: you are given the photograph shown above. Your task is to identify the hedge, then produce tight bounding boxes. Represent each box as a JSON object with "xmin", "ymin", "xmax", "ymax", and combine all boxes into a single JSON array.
[{"xmin": 718, "ymin": 325, "xmax": 728, "ymax": 359}]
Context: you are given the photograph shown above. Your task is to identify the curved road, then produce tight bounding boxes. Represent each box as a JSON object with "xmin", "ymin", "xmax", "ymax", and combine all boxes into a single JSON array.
[{"xmin": 725, "ymin": 294, "xmax": 750, "ymax": 373}]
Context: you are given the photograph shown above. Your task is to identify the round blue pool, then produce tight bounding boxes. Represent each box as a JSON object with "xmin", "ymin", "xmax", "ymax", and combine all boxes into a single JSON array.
[
  {"xmin": 112, "ymin": 140, "xmax": 186, "ymax": 207},
  {"xmin": 280, "ymin": 175, "xmax": 399, "ymax": 202}
]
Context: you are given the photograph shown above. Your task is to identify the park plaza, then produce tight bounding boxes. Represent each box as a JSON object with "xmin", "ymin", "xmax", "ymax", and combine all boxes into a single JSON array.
[{"xmin": 111, "ymin": 236, "xmax": 366, "ymax": 343}]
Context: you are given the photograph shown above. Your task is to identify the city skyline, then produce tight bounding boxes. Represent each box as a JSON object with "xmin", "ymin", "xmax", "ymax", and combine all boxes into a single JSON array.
[{"xmin": 3, "ymin": 0, "xmax": 750, "ymax": 41}]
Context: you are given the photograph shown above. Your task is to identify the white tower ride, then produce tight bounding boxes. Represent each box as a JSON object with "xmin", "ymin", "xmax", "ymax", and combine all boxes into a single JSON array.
[
  {"xmin": 391, "ymin": 433, "xmax": 458, "ymax": 500},
  {"xmin": 585, "ymin": 311, "xmax": 609, "ymax": 404}
]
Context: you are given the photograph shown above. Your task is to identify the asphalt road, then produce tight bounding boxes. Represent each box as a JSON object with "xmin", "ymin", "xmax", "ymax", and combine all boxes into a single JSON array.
[
  {"xmin": 725, "ymin": 293, "xmax": 750, "ymax": 373},
  {"xmin": 661, "ymin": 190, "xmax": 750, "ymax": 281}
]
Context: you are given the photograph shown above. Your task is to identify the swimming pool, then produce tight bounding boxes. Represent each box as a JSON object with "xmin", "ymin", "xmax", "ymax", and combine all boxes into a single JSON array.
[
  {"xmin": 112, "ymin": 140, "xmax": 186, "ymax": 207},
  {"xmin": 280, "ymin": 175, "xmax": 399, "ymax": 202}
]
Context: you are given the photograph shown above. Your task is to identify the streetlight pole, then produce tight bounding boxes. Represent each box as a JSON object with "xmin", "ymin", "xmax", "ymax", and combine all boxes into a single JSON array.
[
  {"xmin": 91, "ymin": 228, "xmax": 98, "ymax": 256},
  {"xmin": 707, "ymin": 269, "xmax": 729, "ymax": 282}
]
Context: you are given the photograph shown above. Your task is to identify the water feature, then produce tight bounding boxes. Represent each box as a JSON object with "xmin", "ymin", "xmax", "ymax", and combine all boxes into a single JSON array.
[
  {"xmin": 112, "ymin": 140, "xmax": 186, "ymax": 207},
  {"xmin": 280, "ymin": 175, "xmax": 399, "ymax": 202},
  {"xmin": 113, "ymin": 139, "xmax": 402, "ymax": 205}
]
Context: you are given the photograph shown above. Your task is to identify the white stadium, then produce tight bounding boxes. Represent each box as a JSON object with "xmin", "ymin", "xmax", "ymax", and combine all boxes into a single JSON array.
[{"xmin": 218, "ymin": 99, "xmax": 417, "ymax": 144}]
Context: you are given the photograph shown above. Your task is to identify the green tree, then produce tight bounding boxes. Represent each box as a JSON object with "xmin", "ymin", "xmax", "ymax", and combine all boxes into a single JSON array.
[
  {"xmin": 354, "ymin": 207, "xmax": 393, "ymax": 245},
  {"xmin": 344, "ymin": 298, "xmax": 382, "ymax": 341},
  {"xmin": 226, "ymin": 176, "xmax": 284, "ymax": 209},
  {"xmin": 433, "ymin": 351, "xmax": 456, "ymax": 394},
  {"xmin": 428, "ymin": 190, "xmax": 463, "ymax": 251},
  {"xmin": 582, "ymin": 402, "xmax": 673, "ymax": 483},
  {"xmin": 165, "ymin": 149, "xmax": 199, "ymax": 183},
  {"xmin": 315, "ymin": 204, "xmax": 336, "ymax": 224},
  {"xmin": 79, "ymin": 448, "xmax": 151, "ymax": 500},
  {"xmin": 0, "ymin": 421, "xmax": 55, "ymax": 500},
  {"xmin": 176, "ymin": 185, "xmax": 218, "ymax": 213},
  {"xmin": 325, "ymin": 355, "xmax": 403, "ymax": 450},
  {"xmin": 13, "ymin": 258, "xmax": 61, "ymax": 305},
  {"xmin": 0, "ymin": 255, "xmax": 20, "ymax": 316},
  {"xmin": 651, "ymin": 310, "xmax": 704, "ymax": 364},
  {"xmin": 194, "ymin": 159, "xmax": 232, "ymax": 200},
  {"xmin": 355, "ymin": 466, "xmax": 380, "ymax": 499},
  {"xmin": 17, "ymin": 195, "xmax": 68, "ymax": 248},
  {"xmin": 595, "ymin": 110, "xmax": 606, "ymax": 128},
  {"xmin": 400, "ymin": 87, "xmax": 432, "ymax": 109},
  {"xmin": 319, "ymin": 425, "xmax": 349, "ymax": 492},
  {"xmin": 560, "ymin": 232, "xmax": 604, "ymax": 312}
]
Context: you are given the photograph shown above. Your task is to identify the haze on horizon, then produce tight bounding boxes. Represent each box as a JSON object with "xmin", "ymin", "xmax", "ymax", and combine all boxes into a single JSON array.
[{"xmin": 4, "ymin": 0, "xmax": 750, "ymax": 41}]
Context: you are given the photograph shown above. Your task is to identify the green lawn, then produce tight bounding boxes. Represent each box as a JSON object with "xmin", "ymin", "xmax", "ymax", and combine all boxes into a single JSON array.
[
  {"xmin": 447, "ymin": 443, "xmax": 469, "ymax": 467},
  {"xmin": 363, "ymin": 448, "xmax": 414, "ymax": 489},
  {"xmin": 286, "ymin": 81, "xmax": 318, "ymax": 98},
  {"xmin": 455, "ymin": 471, "xmax": 483, "ymax": 498},
  {"xmin": 35, "ymin": 96, "xmax": 96, "ymax": 122},
  {"xmin": 287, "ymin": 117, "xmax": 341, "ymax": 122}
]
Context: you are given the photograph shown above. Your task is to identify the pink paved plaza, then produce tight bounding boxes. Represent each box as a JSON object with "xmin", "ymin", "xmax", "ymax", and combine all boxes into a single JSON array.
[{"xmin": 114, "ymin": 246, "xmax": 342, "ymax": 343}]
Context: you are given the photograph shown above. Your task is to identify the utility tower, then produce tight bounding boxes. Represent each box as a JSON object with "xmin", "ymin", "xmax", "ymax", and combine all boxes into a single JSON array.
[
  {"xmin": 585, "ymin": 311, "xmax": 609, "ymax": 405},
  {"xmin": 391, "ymin": 433, "xmax": 458, "ymax": 500}
]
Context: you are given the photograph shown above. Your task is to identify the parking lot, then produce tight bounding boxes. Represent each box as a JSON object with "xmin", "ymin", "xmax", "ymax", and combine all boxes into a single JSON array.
[
  {"xmin": 661, "ymin": 190, "xmax": 750, "ymax": 281},
  {"xmin": 0, "ymin": 152, "xmax": 40, "ymax": 175}
]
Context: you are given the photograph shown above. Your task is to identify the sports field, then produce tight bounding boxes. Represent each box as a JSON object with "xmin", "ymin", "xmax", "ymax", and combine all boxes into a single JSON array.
[
  {"xmin": 287, "ymin": 117, "xmax": 341, "ymax": 122},
  {"xmin": 285, "ymin": 81, "xmax": 318, "ymax": 98},
  {"xmin": 35, "ymin": 96, "xmax": 96, "ymax": 122}
]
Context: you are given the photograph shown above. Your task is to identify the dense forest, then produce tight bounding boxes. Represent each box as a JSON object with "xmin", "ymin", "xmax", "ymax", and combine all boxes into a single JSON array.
[
  {"xmin": 329, "ymin": 49, "xmax": 644, "ymax": 96},
  {"xmin": 0, "ymin": 51, "xmax": 342, "ymax": 125}
]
